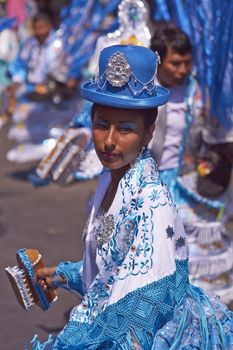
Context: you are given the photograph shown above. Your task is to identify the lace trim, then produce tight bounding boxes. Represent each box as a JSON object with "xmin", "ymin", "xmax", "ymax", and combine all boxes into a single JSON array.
[
  {"xmin": 17, "ymin": 249, "xmax": 49, "ymax": 310},
  {"xmin": 185, "ymin": 221, "xmax": 225, "ymax": 244},
  {"xmin": 189, "ymin": 243, "xmax": 233, "ymax": 276}
]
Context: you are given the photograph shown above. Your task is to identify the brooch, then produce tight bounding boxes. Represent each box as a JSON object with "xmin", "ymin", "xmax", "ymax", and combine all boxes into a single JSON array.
[
  {"xmin": 106, "ymin": 52, "xmax": 131, "ymax": 87},
  {"xmin": 95, "ymin": 214, "xmax": 115, "ymax": 247}
]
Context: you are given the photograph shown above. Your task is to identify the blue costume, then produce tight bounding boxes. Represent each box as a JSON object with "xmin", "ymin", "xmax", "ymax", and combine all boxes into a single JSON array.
[
  {"xmin": 28, "ymin": 45, "xmax": 233, "ymax": 350},
  {"xmin": 30, "ymin": 151, "xmax": 233, "ymax": 349},
  {"xmin": 8, "ymin": 30, "xmax": 54, "ymax": 85},
  {"xmin": 150, "ymin": 74, "xmax": 233, "ymax": 304},
  {"xmin": 0, "ymin": 17, "xmax": 18, "ymax": 90}
]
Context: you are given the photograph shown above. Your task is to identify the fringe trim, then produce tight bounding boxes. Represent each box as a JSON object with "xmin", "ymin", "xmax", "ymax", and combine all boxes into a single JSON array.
[
  {"xmin": 215, "ymin": 285, "xmax": 233, "ymax": 305},
  {"xmin": 152, "ymin": 285, "xmax": 233, "ymax": 349},
  {"xmin": 185, "ymin": 221, "xmax": 226, "ymax": 244},
  {"xmin": 26, "ymin": 334, "xmax": 55, "ymax": 350},
  {"xmin": 177, "ymin": 173, "xmax": 224, "ymax": 209},
  {"xmin": 186, "ymin": 285, "xmax": 230, "ymax": 349},
  {"xmin": 189, "ymin": 245, "xmax": 233, "ymax": 276},
  {"xmin": 192, "ymin": 275, "xmax": 233, "ymax": 305}
]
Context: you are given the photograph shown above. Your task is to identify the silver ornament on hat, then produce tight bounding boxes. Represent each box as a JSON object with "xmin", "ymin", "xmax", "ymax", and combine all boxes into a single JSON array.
[
  {"xmin": 106, "ymin": 52, "xmax": 131, "ymax": 87},
  {"xmin": 92, "ymin": 49, "xmax": 158, "ymax": 97}
]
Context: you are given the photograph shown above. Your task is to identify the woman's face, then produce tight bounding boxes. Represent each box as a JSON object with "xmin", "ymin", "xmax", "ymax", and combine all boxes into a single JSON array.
[{"xmin": 92, "ymin": 105, "xmax": 154, "ymax": 171}]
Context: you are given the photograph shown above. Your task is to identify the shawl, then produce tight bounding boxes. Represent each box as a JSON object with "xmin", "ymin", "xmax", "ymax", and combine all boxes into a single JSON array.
[
  {"xmin": 54, "ymin": 150, "xmax": 189, "ymax": 349},
  {"xmin": 29, "ymin": 151, "xmax": 233, "ymax": 350}
]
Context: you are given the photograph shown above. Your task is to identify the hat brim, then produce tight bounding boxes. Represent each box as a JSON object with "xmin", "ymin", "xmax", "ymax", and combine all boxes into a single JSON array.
[{"xmin": 81, "ymin": 82, "xmax": 169, "ymax": 109}]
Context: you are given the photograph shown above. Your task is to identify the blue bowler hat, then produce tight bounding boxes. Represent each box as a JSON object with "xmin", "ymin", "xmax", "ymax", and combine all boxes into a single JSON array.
[{"xmin": 81, "ymin": 45, "xmax": 169, "ymax": 109}]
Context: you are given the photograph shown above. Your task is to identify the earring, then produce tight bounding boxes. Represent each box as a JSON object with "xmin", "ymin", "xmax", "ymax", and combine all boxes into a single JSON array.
[
  {"xmin": 130, "ymin": 146, "xmax": 146, "ymax": 168},
  {"xmin": 80, "ymin": 150, "xmax": 86, "ymax": 161}
]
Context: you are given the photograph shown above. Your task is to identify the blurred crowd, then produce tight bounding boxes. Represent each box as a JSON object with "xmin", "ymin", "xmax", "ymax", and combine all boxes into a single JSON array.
[
  {"xmin": 0, "ymin": 0, "xmax": 83, "ymax": 163},
  {"xmin": 0, "ymin": 1, "xmax": 232, "ymax": 196},
  {"xmin": 0, "ymin": 1, "xmax": 232, "ymax": 202}
]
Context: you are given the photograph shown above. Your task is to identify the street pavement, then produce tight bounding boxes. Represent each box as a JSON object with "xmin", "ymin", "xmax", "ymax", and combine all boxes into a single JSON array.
[
  {"xmin": 0, "ymin": 125, "xmax": 98, "ymax": 349},
  {"xmin": 0, "ymin": 124, "xmax": 233, "ymax": 349}
]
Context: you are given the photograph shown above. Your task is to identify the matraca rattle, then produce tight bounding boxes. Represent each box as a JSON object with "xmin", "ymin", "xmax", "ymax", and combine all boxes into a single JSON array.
[{"xmin": 5, "ymin": 248, "xmax": 57, "ymax": 311}]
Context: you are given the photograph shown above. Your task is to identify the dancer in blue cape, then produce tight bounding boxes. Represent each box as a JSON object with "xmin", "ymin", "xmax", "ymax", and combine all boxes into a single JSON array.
[{"xmin": 29, "ymin": 45, "xmax": 233, "ymax": 349}]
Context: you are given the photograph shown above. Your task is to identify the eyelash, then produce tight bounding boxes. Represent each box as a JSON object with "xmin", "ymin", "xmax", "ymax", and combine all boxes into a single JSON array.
[
  {"xmin": 95, "ymin": 122, "xmax": 107, "ymax": 129},
  {"xmin": 171, "ymin": 62, "xmax": 180, "ymax": 67},
  {"xmin": 120, "ymin": 126, "xmax": 134, "ymax": 132},
  {"xmin": 94, "ymin": 122, "xmax": 135, "ymax": 132}
]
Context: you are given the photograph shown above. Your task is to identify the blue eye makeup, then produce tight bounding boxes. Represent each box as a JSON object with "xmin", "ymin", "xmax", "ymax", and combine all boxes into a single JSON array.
[
  {"xmin": 119, "ymin": 122, "xmax": 136, "ymax": 131},
  {"xmin": 94, "ymin": 118, "xmax": 108, "ymax": 128},
  {"xmin": 93, "ymin": 118, "xmax": 136, "ymax": 132}
]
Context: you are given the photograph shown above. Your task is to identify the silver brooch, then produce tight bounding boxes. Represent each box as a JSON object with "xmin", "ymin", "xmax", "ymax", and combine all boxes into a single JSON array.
[
  {"xmin": 95, "ymin": 214, "xmax": 115, "ymax": 248},
  {"xmin": 106, "ymin": 52, "xmax": 131, "ymax": 87}
]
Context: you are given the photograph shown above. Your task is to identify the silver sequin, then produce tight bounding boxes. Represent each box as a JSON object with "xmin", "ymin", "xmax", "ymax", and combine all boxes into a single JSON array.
[{"xmin": 93, "ymin": 214, "xmax": 115, "ymax": 247}]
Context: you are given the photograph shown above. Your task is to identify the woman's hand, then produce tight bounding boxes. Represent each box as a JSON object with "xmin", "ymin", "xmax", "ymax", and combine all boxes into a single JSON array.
[{"xmin": 35, "ymin": 266, "xmax": 67, "ymax": 291}]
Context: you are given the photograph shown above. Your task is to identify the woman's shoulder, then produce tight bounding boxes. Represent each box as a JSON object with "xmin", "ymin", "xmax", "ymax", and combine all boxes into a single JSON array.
[
  {"xmin": 128, "ymin": 155, "xmax": 176, "ymax": 209},
  {"xmin": 142, "ymin": 176, "xmax": 176, "ymax": 210}
]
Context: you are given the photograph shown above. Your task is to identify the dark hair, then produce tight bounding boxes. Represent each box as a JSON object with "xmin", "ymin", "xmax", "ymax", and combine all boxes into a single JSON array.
[
  {"xmin": 91, "ymin": 104, "xmax": 158, "ymax": 128},
  {"xmin": 140, "ymin": 107, "xmax": 158, "ymax": 128},
  {"xmin": 32, "ymin": 11, "xmax": 53, "ymax": 25},
  {"xmin": 150, "ymin": 21, "xmax": 192, "ymax": 62}
]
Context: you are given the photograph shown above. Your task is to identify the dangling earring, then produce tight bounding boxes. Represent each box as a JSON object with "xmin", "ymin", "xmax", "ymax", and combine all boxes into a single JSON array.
[
  {"xmin": 130, "ymin": 146, "xmax": 146, "ymax": 168},
  {"xmin": 80, "ymin": 150, "xmax": 86, "ymax": 161}
]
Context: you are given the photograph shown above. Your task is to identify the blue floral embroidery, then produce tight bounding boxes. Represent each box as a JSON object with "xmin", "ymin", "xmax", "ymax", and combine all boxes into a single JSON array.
[
  {"xmin": 149, "ymin": 189, "xmax": 160, "ymax": 202},
  {"xmin": 119, "ymin": 206, "xmax": 128, "ymax": 218},
  {"xmin": 175, "ymin": 236, "xmax": 186, "ymax": 250},
  {"xmin": 166, "ymin": 226, "xmax": 175, "ymax": 239},
  {"xmin": 119, "ymin": 207, "xmax": 154, "ymax": 279},
  {"xmin": 64, "ymin": 152, "xmax": 186, "ymax": 325},
  {"xmin": 131, "ymin": 198, "xmax": 144, "ymax": 210},
  {"xmin": 96, "ymin": 154, "xmax": 177, "ymax": 285},
  {"xmin": 149, "ymin": 189, "xmax": 175, "ymax": 209}
]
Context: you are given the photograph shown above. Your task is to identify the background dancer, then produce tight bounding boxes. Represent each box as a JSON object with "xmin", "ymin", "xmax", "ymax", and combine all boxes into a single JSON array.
[{"xmin": 150, "ymin": 22, "xmax": 233, "ymax": 304}]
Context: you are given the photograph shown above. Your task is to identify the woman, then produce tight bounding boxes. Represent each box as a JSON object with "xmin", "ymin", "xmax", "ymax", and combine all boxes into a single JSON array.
[{"xmin": 31, "ymin": 45, "xmax": 233, "ymax": 349}]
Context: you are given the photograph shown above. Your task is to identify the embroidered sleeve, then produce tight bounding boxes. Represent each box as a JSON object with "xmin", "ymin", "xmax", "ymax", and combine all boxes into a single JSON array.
[{"xmin": 56, "ymin": 261, "xmax": 83, "ymax": 295}]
